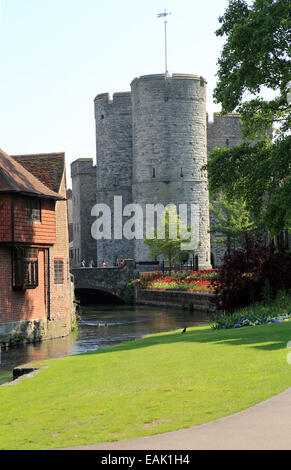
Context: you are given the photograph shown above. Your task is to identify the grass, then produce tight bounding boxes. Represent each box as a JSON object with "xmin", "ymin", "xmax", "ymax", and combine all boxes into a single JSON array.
[{"xmin": 1, "ymin": 321, "xmax": 291, "ymax": 449}]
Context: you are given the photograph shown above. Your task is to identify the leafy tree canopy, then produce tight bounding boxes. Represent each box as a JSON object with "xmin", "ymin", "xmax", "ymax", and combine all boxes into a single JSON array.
[
  {"xmin": 144, "ymin": 206, "xmax": 197, "ymax": 268},
  {"xmin": 210, "ymin": 194, "xmax": 258, "ymax": 249},
  {"xmin": 205, "ymin": 0, "xmax": 291, "ymax": 236}
]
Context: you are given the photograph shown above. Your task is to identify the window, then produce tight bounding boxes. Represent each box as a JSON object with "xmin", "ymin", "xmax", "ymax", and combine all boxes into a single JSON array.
[
  {"xmin": 12, "ymin": 247, "xmax": 38, "ymax": 290},
  {"xmin": 23, "ymin": 248, "xmax": 38, "ymax": 289},
  {"xmin": 54, "ymin": 259, "xmax": 64, "ymax": 284},
  {"xmin": 226, "ymin": 138, "xmax": 230, "ymax": 148},
  {"xmin": 152, "ymin": 168, "xmax": 156, "ymax": 178},
  {"xmin": 27, "ymin": 198, "xmax": 41, "ymax": 222},
  {"xmin": 180, "ymin": 168, "xmax": 184, "ymax": 177},
  {"xmin": 114, "ymin": 176, "xmax": 118, "ymax": 186},
  {"xmin": 12, "ymin": 247, "xmax": 24, "ymax": 290}
]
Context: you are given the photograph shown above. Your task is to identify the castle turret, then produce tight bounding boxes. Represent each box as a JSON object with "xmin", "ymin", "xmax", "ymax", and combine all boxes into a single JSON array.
[
  {"xmin": 94, "ymin": 92, "xmax": 134, "ymax": 266},
  {"xmin": 207, "ymin": 113, "xmax": 244, "ymax": 267},
  {"xmin": 70, "ymin": 158, "xmax": 96, "ymax": 267},
  {"xmin": 131, "ymin": 74, "xmax": 212, "ymax": 269},
  {"xmin": 207, "ymin": 112, "xmax": 243, "ymax": 155}
]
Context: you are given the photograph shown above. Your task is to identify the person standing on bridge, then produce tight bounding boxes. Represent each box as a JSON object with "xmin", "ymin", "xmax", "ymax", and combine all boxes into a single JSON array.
[
  {"xmin": 89, "ymin": 259, "xmax": 95, "ymax": 268},
  {"xmin": 114, "ymin": 256, "xmax": 119, "ymax": 267},
  {"xmin": 80, "ymin": 259, "xmax": 86, "ymax": 268},
  {"xmin": 102, "ymin": 259, "xmax": 108, "ymax": 267}
]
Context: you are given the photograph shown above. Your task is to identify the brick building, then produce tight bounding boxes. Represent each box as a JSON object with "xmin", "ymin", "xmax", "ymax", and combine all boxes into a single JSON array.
[{"xmin": 0, "ymin": 149, "xmax": 74, "ymax": 346}]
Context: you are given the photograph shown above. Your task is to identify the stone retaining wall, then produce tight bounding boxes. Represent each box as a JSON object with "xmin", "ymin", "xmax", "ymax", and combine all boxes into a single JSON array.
[{"xmin": 135, "ymin": 288, "xmax": 218, "ymax": 316}]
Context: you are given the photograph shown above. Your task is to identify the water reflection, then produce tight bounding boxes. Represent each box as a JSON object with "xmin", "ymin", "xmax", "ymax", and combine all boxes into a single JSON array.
[{"xmin": 0, "ymin": 305, "xmax": 208, "ymax": 385}]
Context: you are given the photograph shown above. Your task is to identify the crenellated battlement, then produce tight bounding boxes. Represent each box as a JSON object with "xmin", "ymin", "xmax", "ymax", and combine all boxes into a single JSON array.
[
  {"xmin": 207, "ymin": 112, "xmax": 241, "ymax": 125},
  {"xmin": 94, "ymin": 91, "xmax": 131, "ymax": 105},
  {"xmin": 72, "ymin": 72, "xmax": 248, "ymax": 268},
  {"xmin": 131, "ymin": 73, "xmax": 206, "ymax": 84},
  {"xmin": 70, "ymin": 158, "xmax": 95, "ymax": 178}
]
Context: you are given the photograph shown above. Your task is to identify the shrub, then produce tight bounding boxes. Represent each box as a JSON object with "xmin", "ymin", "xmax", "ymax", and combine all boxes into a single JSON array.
[
  {"xmin": 215, "ymin": 237, "xmax": 291, "ymax": 313},
  {"xmin": 211, "ymin": 291, "xmax": 291, "ymax": 330}
]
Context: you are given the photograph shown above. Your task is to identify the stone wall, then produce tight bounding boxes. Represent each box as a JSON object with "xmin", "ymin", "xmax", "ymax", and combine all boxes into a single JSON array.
[
  {"xmin": 207, "ymin": 113, "xmax": 245, "ymax": 267},
  {"xmin": 71, "ymin": 158, "xmax": 97, "ymax": 267},
  {"xmin": 135, "ymin": 288, "xmax": 218, "ymax": 316},
  {"xmin": 0, "ymin": 318, "xmax": 71, "ymax": 348},
  {"xmin": 71, "ymin": 76, "xmax": 249, "ymax": 270},
  {"xmin": 94, "ymin": 92, "xmax": 134, "ymax": 266},
  {"xmin": 72, "ymin": 259, "xmax": 136, "ymax": 300}
]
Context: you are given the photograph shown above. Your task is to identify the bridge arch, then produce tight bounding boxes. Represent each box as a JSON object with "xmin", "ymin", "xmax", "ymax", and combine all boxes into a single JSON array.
[
  {"xmin": 75, "ymin": 287, "xmax": 124, "ymax": 305},
  {"xmin": 72, "ymin": 259, "xmax": 136, "ymax": 304}
]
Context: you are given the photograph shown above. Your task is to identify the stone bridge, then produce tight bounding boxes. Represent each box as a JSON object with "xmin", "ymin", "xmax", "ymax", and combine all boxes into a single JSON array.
[{"xmin": 72, "ymin": 259, "xmax": 136, "ymax": 302}]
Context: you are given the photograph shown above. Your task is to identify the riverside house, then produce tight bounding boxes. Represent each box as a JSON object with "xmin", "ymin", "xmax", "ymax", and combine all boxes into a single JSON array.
[{"xmin": 0, "ymin": 149, "xmax": 73, "ymax": 346}]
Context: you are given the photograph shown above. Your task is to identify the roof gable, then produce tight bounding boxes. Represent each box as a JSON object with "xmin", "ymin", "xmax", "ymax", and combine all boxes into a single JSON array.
[{"xmin": 0, "ymin": 149, "xmax": 63, "ymax": 200}]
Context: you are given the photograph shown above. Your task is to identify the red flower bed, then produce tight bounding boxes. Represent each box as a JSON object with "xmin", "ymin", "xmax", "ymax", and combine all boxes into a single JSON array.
[{"xmin": 133, "ymin": 270, "xmax": 218, "ymax": 293}]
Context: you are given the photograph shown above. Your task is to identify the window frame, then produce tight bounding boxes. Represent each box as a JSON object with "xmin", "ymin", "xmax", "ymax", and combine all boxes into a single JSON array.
[
  {"xmin": 54, "ymin": 258, "xmax": 64, "ymax": 285},
  {"xmin": 23, "ymin": 247, "xmax": 39, "ymax": 289},
  {"xmin": 12, "ymin": 247, "xmax": 39, "ymax": 290},
  {"xmin": 27, "ymin": 198, "xmax": 42, "ymax": 223}
]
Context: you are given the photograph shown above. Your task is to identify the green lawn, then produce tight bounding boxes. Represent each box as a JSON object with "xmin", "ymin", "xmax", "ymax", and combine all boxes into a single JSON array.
[{"xmin": 1, "ymin": 321, "xmax": 291, "ymax": 449}]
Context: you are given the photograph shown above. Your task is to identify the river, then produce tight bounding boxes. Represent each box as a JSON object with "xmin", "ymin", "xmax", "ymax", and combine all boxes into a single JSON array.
[{"xmin": 0, "ymin": 305, "xmax": 209, "ymax": 385}]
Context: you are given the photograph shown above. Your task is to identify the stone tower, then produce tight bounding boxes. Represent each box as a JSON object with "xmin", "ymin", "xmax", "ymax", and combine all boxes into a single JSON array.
[
  {"xmin": 131, "ymin": 74, "xmax": 212, "ymax": 269},
  {"xmin": 71, "ymin": 74, "xmax": 246, "ymax": 270},
  {"xmin": 207, "ymin": 113, "xmax": 244, "ymax": 267},
  {"xmin": 94, "ymin": 92, "xmax": 134, "ymax": 266},
  {"xmin": 70, "ymin": 158, "xmax": 97, "ymax": 267}
]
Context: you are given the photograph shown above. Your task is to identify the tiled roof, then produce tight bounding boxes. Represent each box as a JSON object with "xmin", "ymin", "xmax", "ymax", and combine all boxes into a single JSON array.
[
  {"xmin": 0, "ymin": 149, "xmax": 63, "ymax": 200},
  {"xmin": 12, "ymin": 153, "xmax": 65, "ymax": 193}
]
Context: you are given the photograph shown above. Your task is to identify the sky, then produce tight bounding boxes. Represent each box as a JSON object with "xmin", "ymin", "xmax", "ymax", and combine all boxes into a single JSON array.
[{"xmin": 0, "ymin": 0, "xmax": 231, "ymax": 187}]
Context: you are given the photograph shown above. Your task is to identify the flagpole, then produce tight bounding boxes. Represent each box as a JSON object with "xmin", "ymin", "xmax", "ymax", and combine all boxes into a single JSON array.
[
  {"xmin": 165, "ymin": 18, "xmax": 168, "ymax": 76},
  {"xmin": 157, "ymin": 10, "xmax": 172, "ymax": 77}
]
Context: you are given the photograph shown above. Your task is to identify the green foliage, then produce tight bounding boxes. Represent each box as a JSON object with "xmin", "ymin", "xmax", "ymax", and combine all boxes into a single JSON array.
[
  {"xmin": 215, "ymin": 0, "xmax": 290, "ymax": 135},
  {"xmin": 124, "ymin": 282, "xmax": 135, "ymax": 305},
  {"xmin": 206, "ymin": 138, "xmax": 291, "ymax": 235},
  {"xmin": 71, "ymin": 315, "xmax": 79, "ymax": 332},
  {"xmin": 211, "ymin": 290, "xmax": 291, "ymax": 330},
  {"xmin": 205, "ymin": 0, "xmax": 291, "ymax": 236},
  {"xmin": 210, "ymin": 194, "xmax": 258, "ymax": 248},
  {"xmin": 144, "ymin": 206, "xmax": 197, "ymax": 268}
]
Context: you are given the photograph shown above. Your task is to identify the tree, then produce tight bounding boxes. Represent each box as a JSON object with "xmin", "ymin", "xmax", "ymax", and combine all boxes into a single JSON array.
[
  {"xmin": 210, "ymin": 194, "xmax": 258, "ymax": 251},
  {"xmin": 144, "ymin": 206, "xmax": 196, "ymax": 271},
  {"xmin": 204, "ymin": 0, "xmax": 291, "ymax": 237}
]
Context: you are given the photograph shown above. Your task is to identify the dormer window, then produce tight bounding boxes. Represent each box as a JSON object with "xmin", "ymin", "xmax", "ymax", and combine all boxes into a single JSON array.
[{"xmin": 27, "ymin": 198, "xmax": 41, "ymax": 222}]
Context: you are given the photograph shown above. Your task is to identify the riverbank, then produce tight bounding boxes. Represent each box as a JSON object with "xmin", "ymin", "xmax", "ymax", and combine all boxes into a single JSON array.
[
  {"xmin": 1, "ymin": 319, "xmax": 291, "ymax": 449},
  {"xmin": 135, "ymin": 288, "xmax": 217, "ymax": 315},
  {"xmin": 0, "ymin": 305, "xmax": 204, "ymax": 386}
]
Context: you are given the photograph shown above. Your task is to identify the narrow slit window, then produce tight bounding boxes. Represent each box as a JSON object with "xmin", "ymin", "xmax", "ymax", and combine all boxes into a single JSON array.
[{"xmin": 152, "ymin": 168, "xmax": 156, "ymax": 178}]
